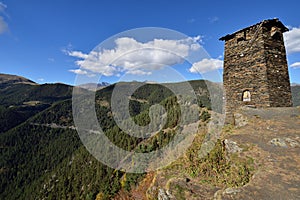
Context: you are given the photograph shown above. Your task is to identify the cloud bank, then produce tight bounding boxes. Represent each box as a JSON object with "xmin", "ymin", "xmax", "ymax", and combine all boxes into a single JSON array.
[
  {"xmin": 284, "ymin": 27, "xmax": 300, "ymax": 54},
  {"xmin": 67, "ymin": 36, "xmax": 210, "ymax": 76},
  {"xmin": 189, "ymin": 58, "xmax": 223, "ymax": 73}
]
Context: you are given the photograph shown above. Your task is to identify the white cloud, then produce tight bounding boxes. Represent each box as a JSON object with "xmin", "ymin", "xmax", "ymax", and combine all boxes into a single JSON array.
[
  {"xmin": 189, "ymin": 58, "xmax": 223, "ymax": 73},
  {"xmin": 61, "ymin": 43, "xmax": 74, "ymax": 55},
  {"xmin": 69, "ymin": 69, "xmax": 88, "ymax": 75},
  {"xmin": 290, "ymin": 62, "xmax": 300, "ymax": 68},
  {"xmin": 68, "ymin": 51, "xmax": 89, "ymax": 59},
  {"xmin": 68, "ymin": 36, "xmax": 203, "ymax": 76},
  {"xmin": 284, "ymin": 27, "xmax": 300, "ymax": 54},
  {"xmin": 128, "ymin": 69, "xmax": 152, "ymax": 75}
]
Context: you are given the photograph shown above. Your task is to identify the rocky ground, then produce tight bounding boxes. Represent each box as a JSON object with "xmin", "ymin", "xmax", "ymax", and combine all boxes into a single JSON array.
[
  {"xmin": 115, "ymin": 107, "xmax": 300, "ymax": 200},
  {"xmin": 220, "ymin": 107, "xmax": 300, "ymax": 200}
]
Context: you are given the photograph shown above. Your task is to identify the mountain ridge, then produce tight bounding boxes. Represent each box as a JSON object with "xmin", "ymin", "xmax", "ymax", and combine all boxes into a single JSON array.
[{"xmin": 0, "ymin": 73, "xmax": 37, "ymax": 87}]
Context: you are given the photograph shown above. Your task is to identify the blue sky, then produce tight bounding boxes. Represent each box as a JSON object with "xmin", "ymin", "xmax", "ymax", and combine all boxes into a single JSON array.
[{"xmin": 0, "ymin": 0, "xmax": 299, "ymax": 85}]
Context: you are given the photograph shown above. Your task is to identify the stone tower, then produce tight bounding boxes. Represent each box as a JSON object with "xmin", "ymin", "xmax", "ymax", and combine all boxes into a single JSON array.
[{"xmin": 220, "ymin": 18, "xmax": 293, "ymax": 122}]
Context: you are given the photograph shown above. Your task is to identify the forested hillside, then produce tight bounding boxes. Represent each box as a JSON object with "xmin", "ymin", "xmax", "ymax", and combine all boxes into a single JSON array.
[
  {"xmin": 0, "ymin": 74, "xmax": 72, "ymax": 133},
  {"xmin": 0, "ymin": 77, "xmax": 220, "ymax": 199},
  {"xmin": 0, "ymin": 73, "xmax": 299, "ymax": 199}
]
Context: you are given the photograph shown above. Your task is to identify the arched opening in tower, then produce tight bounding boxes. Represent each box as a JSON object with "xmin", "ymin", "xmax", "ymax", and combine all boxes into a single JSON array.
[{"xmin": 242, "ymin": 90, "xmax": 251, "ymax": 102}]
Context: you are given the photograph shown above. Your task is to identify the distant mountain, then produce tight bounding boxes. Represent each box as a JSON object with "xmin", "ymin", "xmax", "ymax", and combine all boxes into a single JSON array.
[
  {"xmin": 78, "ymin": 82, "xmax": 110, "ymax": 91},
  {"xmin": 291, "ymin": 85, "xmax": 300, "ymax": 106},
  {"xmin": 291, "ymin": 83, "xmax": 300, "ymax": 86},
  {"xmin": 0, "ymin": 73, "xmax": 37, "ymax": 88}
]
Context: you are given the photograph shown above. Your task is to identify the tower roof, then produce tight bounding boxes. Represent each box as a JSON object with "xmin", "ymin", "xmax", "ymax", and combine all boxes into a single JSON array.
[{"xmin": 219, "ymin": 18, "xmax": 289, "ymax": 41}]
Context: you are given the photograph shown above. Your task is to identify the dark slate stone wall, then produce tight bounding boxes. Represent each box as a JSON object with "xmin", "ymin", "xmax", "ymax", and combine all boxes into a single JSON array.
[
  {"xmin": 222, "ymin": 20, "xmax": 292, "ymax": 123},
  {"xmin": 263, "ymin": 25, "xmax": 293, "ymax": 107}
]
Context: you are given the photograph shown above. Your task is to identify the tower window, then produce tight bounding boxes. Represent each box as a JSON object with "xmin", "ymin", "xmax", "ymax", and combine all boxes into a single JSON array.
[{"xmin": 242, "ymin": 90, "xmax": 251, "ymax": 102}]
